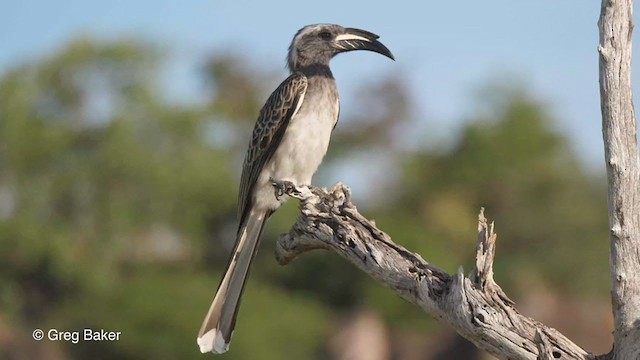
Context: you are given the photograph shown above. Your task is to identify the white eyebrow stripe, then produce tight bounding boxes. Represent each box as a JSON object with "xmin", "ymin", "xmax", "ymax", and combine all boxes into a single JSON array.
[{"xmin": 335, "ymin": 34, "xmax": 370, "ymax": 42}]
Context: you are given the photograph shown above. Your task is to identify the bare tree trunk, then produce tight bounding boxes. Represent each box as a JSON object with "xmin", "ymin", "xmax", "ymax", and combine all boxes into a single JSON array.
[{"xmin": 598, "ymin": 0, "xmax": 640, "ymax": 358}]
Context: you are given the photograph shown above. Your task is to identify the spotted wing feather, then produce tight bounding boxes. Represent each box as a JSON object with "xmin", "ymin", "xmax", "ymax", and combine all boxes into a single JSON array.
[{"xmin": 237, "ymin": 73, "xmax": 307, "ymax": 225}]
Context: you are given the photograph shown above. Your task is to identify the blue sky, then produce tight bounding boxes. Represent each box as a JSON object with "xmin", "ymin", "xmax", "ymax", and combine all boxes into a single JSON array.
[{"xmin": 2, "ymin": 1, "xmax": 638, "ymax": 170}]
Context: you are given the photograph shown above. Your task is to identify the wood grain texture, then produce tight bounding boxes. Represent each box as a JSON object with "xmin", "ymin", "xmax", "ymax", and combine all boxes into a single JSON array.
[{"xmin": 598, "ymin": 0, "xmax": 640, "ymax": 358}]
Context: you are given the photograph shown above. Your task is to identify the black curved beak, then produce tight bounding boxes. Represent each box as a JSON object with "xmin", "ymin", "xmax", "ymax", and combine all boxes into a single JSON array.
[{"xmin": 335, "ymin": 27, "xmax": 395, "ymax": 61}]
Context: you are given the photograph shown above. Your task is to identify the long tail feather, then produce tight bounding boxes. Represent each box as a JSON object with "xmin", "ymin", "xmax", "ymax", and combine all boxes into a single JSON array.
[{"xmin": 197, "ymin": 208, "xmax": 268, "ymax": 353}]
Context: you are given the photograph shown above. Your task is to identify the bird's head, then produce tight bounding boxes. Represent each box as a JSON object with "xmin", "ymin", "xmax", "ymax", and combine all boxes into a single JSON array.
[{"xmin": 287, "ymin": 24, "xmax": 394, "ymax": 72}]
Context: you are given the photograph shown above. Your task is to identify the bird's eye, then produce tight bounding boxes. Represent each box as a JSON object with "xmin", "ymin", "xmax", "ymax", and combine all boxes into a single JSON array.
[{"xmin": 318, "ymin": 31, "xmax": 332, "ymax": 40}]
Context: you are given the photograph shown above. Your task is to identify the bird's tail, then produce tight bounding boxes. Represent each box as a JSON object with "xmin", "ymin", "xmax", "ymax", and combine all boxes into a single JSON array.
[{"xmin": 197, "ymin": 208, "xmax": 269, "ymax": 354}]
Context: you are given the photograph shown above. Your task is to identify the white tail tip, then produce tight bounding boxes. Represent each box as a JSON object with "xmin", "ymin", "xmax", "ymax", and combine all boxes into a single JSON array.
[{"xmin": 197, "ymin": 329, "xmax": 230, "ymax": 354}]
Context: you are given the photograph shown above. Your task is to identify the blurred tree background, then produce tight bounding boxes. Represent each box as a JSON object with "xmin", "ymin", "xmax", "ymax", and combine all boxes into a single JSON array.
[{"xmin": 0, "ymin": 37, "xmax": 612, "ymax": 360}]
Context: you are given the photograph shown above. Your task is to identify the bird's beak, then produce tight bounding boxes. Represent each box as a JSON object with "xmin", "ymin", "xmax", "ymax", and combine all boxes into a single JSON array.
[{"xmin": 334, "ymin": 28, "xmax": 395, "ymax": 61}]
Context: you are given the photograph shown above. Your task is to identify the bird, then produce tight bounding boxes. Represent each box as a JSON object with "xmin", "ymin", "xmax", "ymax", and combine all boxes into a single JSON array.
[{"xmin": 197, "ymin": 23, "xmax": 394, "ymax": 354}]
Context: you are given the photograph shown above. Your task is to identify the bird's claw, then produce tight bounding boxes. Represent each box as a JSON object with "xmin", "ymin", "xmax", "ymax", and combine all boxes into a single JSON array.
[{"xmin": 270, "ymin": 178, "xmax": 297, "ymax": 200}]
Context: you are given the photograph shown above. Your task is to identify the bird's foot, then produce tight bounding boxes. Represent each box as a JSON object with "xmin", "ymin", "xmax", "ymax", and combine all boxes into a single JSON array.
[{"xmin": 270, "ymin": 178, "xmax": 298, "ymax": 200}]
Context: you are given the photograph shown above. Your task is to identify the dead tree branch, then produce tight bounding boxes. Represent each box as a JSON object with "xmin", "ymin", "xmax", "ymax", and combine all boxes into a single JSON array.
[
  {"xmin": 274, "ymin": 182, "xmax": 595, "ymax": 360},
  {"xmin": 598, "ymin": 0, "xmax": 640, "ymax": 358}
]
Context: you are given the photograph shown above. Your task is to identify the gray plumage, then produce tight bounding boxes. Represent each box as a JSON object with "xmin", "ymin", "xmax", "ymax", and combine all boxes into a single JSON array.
[{"xmin": 197, "ymin": 23, "xmax": 394, "ymax": 354}]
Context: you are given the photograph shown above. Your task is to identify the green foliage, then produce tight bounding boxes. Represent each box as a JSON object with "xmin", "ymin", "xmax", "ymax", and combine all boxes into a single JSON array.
[
  {"xmin": 392, "ymin": 87, "xmax": 608, "ymax": 294},
  {"xmin": 0, "ymin": 37, "xmax": 609, "ymax": 358}
]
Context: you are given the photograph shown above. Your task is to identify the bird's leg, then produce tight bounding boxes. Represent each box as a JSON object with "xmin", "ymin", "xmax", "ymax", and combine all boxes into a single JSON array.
[{"xmin": 270, "ymin": 178, "xmax": 298, "ymax": 200}]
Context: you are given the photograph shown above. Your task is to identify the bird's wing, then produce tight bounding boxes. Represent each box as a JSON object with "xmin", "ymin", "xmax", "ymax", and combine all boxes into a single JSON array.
[{"xmin": 237, "ymin": 73, "xmax": 308, "ymax": 224}]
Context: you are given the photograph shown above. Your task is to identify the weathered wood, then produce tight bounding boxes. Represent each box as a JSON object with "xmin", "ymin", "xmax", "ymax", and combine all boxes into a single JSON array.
[
  {"xmin": 535, "ymin": 329, "xmax": 555, "ymax": 360},
  {"xmin": 275, "ymin": 182, "xmax": 594, "ymax": 360},
  {"xmin": 598, "ymin": 0, "xmax": 640, "ymax": 358}
]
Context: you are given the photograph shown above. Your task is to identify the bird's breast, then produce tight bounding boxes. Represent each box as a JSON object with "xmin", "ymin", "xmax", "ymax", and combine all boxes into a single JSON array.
[
  {"xmin": 273, "ymin": 88, "xmax": 339, "ymax": 184},
  {"xmin": 253, "ymin": 80, "xmax": 339, "ymax": 211}
]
